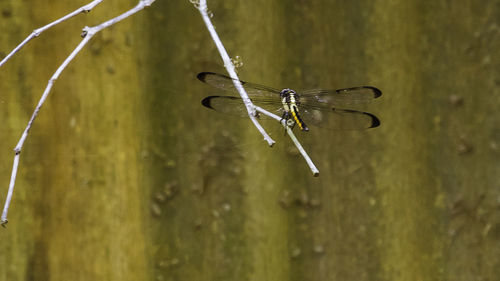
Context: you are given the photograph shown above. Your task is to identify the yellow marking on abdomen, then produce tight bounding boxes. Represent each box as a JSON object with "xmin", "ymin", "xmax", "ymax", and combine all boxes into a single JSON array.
[{"xmin": 290, "ymin": 106, "xmax": 305, "ymax": 130}]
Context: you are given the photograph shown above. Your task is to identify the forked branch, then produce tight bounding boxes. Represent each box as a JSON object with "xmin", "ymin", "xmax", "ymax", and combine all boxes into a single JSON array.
[
  {"xmin": 0, "ymin": 0, "xmax": 105, "ymax": 68},
  {"xmin": 1, "ymin": 0, "xmax": 156, "ymax": 227}
]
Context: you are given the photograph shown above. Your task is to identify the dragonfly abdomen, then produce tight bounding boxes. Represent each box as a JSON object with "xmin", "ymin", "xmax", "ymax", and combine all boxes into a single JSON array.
[{"xmin": 290, "ymin": 103, "xmax": 309, "ymax": 131}]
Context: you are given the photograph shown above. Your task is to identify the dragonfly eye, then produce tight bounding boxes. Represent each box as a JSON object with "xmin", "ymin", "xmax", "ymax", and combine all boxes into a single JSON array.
[{"xmin": 280, "ymin": 89, "xmax": 288, "ymax": 97}]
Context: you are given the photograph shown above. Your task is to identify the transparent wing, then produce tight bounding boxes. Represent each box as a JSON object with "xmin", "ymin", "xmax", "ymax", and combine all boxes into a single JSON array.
[
  {"xmin": 299, "ymin": 86, "xmax": 382, "ymax": 107},
  {"xmin": 201, "ymin": 95, "xmax": 285, "ymax": 117},
  {"xmin": 301, "ymin": 107, "xmax": 380, "ymax": 130},
  {"xmin": 293, "ymin": 87, "xmax": 382, "ymax": 130},
  {"xmin": 198, "ymin": 73, "xmax": 382, "ymax": 130},
  {"xmin": 197, "ymin": 72, "xmax": 382, "ymax": 106},
  {"xmin": 202, "ymin": 96, "xmax": 380, "ymax": 130},
  {"xmin": 197, "ymin": 72, "xmax": 281, "ymax": 98}
]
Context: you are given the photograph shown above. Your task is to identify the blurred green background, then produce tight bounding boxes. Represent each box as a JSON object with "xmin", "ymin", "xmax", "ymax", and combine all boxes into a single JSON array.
[{"xmin": 0, "ymin": 0, "xmax": 499, "ymax": 280}]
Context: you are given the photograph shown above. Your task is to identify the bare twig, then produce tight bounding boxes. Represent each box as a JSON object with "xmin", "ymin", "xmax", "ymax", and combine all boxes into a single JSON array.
[
  {"xmin": 254, "ymin": 106, "xmax": 320, "ymax": 176},
  {"xmin": 0, "ymin": 0, "xmax": 105, "ymax": 68},
  {"xmin": 194, "ymin": 0, "xmax": 319, "ymax": 175},
  {"xmin": 1, "ymin": 0, "xmax": 156, "ymax": 227},
  {"xmin": 195, "ymin": 0, "xmax": 275, "ymax": 146}
]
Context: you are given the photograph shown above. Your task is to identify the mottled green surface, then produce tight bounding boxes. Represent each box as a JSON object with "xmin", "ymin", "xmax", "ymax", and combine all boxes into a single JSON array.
[{"xmin": 0, "ymin": 0, "xmax": 499, "ymax": 280}]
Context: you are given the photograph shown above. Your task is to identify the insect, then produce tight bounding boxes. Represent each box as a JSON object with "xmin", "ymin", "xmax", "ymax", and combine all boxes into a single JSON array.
[{"xmin": 197, "ymin": 72, "xmax": 381, "ymax": 131}]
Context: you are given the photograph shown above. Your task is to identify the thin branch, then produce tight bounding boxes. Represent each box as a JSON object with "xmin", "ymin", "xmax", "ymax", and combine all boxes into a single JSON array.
[
  {"xmin": 196, "ymin": 0, "xmax": 275, "ymax": 147},
  {"xmin": 0, "ymin": 0, "xmax": 105, "ymax": 68},
  {"xmin": 254, "ymin": 106, "xmax": 320, "ymax": 176},
  {"xmin": 1, "ymin": 0, "xmax": 156, "ymax": 227}
]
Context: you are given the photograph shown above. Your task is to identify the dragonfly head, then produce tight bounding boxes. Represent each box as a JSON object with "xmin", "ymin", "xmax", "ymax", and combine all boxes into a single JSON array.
[{"xmin": 280, "ymin": 88, "xmax": 296, "ymax": 98}]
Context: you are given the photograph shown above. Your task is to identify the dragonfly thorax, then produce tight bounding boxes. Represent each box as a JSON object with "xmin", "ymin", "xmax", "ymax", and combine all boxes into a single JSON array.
[{"xmin": 279, "ymin": 88, "xmax": 309, "ymax": 131}]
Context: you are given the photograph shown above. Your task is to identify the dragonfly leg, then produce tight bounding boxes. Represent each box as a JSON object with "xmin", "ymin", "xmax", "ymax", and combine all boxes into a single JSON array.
[
  {"xmin": 281, "ymin": 111, "xmax": 294, "ymax": 126},
  {"xmin": 280, "ymin": 111, "xmax": 295, "ymax": 135}
]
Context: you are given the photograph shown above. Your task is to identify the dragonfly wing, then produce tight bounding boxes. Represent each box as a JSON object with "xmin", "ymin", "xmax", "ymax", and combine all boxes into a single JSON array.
[
  {"xmin": 202, "ymin": 95, "xmax": 284, "ymax": 117},
  {"xmin": 300, "ymin": 86, "xmax": 382, "ymax": 107},
  {"xmin": 197, "ymin": 72, "xmax": 281, "ymax": 98},
  {"xmin": 199, "ymin": 74, "xmax": 382, "ymax": 130},
  {"xmin": 202, "ymin": 96, "xmax": 249, "ymax": 116},
  {"xmin": 301, "ymin": 106, "xmax": 380, "ymax": 130}
]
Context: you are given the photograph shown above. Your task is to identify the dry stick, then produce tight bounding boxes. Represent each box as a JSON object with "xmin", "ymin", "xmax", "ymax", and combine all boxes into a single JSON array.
[
  {"xmin": 0, "ymin": 0, "xmax": 105, "ymax": 68},
  {"xmin": 196, "ymin": 0, "xmax": 319, "ymax": 176},
  {"xmin": 196, "ymin": 0, "xmax": 275, "ymax": 147},
  {"xmin": 0, "ymin": 0, "xmax": 156, "ymax": 227},
  {"xmin": 254, "ymin": 106, "xmax": 320, "ymax": 176}
]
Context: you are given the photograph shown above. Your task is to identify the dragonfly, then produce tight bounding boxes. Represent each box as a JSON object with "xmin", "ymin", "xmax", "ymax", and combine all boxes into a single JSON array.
[{"xmin": 197, "ymin": 72, "xmax": 382, "ymax": 131}]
